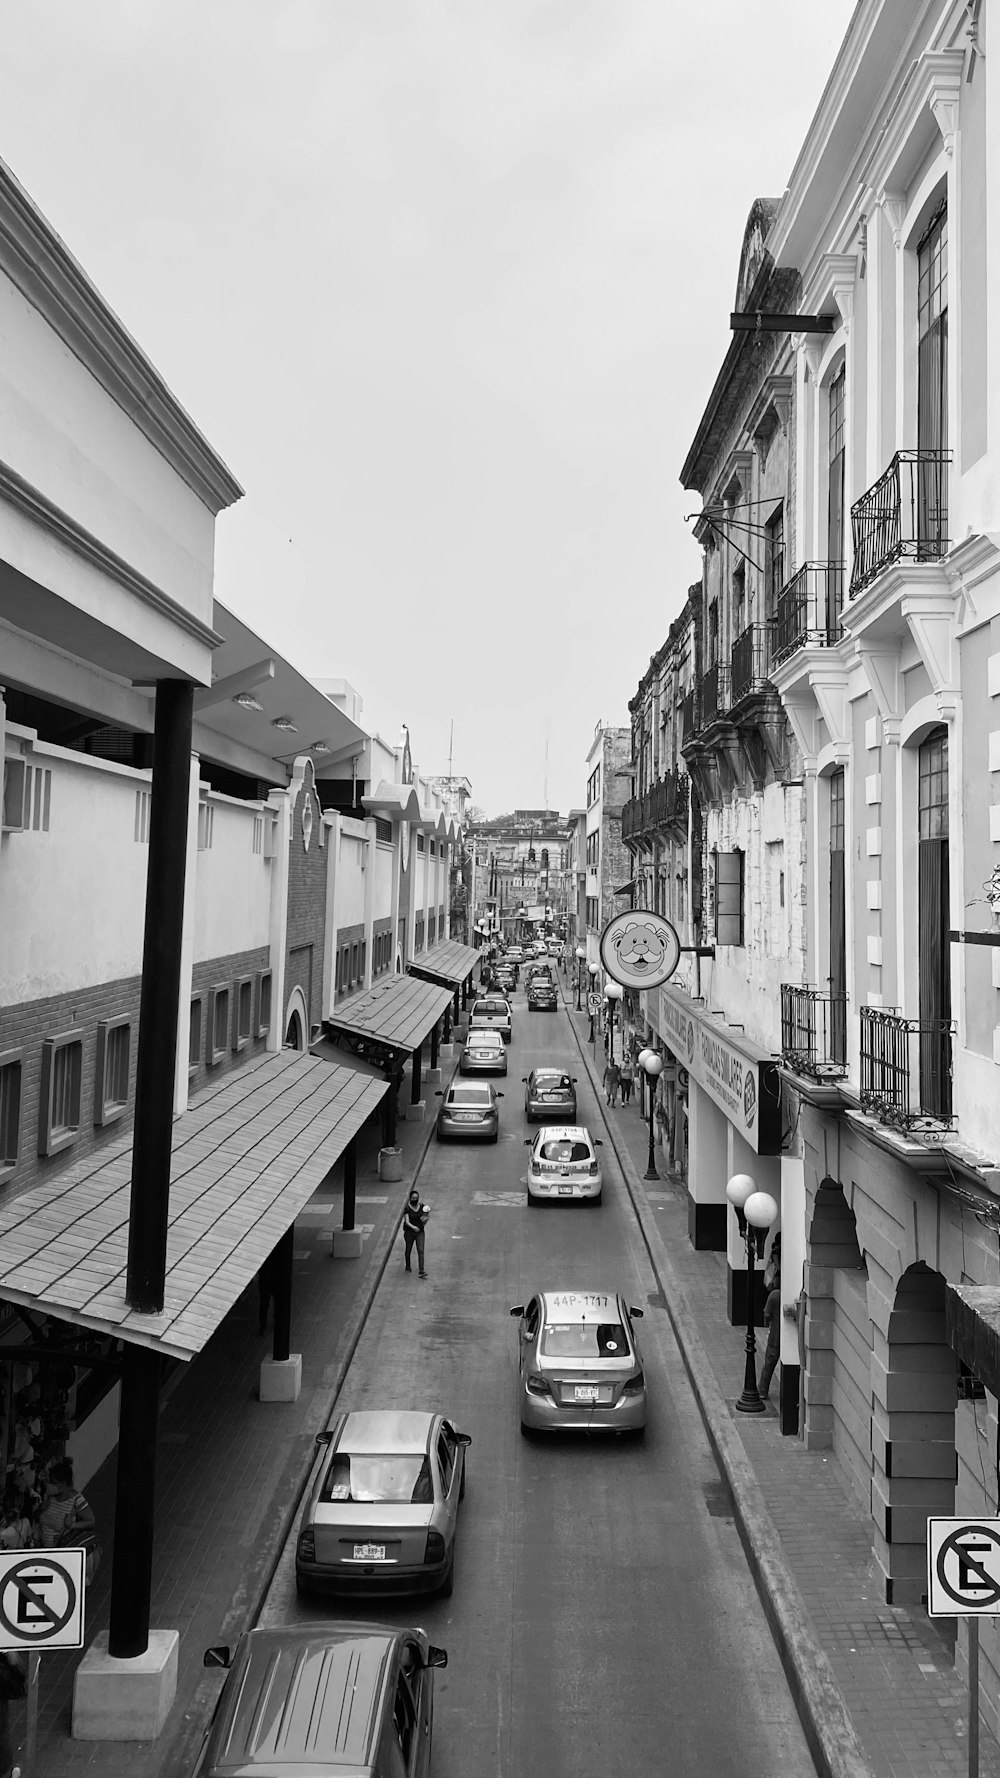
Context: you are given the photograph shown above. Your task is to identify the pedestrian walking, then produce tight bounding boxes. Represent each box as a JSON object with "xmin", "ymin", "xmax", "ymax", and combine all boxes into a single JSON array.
[
  {"xmin": 603, "ymin": 1058, "xmax": 621, "ymax": 1107},
  {"xmin": 619, "ymin": 1056, "xmax": 634, "ymax": 1105},
  {"xmin": 402, "ymin": 1189, "xmax": 430, "ymax": 1279},
  {"xmin": 759, "ymin": 1270, "xmax": 781, "ymax": 1402}
]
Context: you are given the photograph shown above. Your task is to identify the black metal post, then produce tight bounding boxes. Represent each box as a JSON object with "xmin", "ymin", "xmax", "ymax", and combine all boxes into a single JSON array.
[
  {"xmin": 108, "ymin": 1343, "xmax": 161, "ymax": 1658},
  {"xmin": 384, "ymin": 1064, "xmax": 401, "ymax": 1147},
  {"xmin": 735, "ymin": 1220, "xmax": 765, "ymax": 1413},
  {"xmin": 342, "ymin": 1136, "xmax": 357, "ymax": 1233},
  {"xmin": 644, "ymin": 1070, "xmax": 659, "ymax": 1181},
  {"xmin": 575, "ymin": 961, "xmax": 582, "ymax": 1012},
  {"xmin": 272, "ymin": 1223, "xmax": 294, "ymax": 1364},
  {"xmin": 443, "ymin": 1006, "xmax": 452, "ymax": 1044},
  {"xmin": 411, "ymin": 1041, "xmax": 423, "ymax": 1104},
  {"xmin": 430, "ymin": 1020, "xmax": 440, "ymax": 1072},
  {"xmin": 607, "ymin": 1000, "xmax": 615, "ymax": 1065},
  {"xmin": 126, "ymin": 679, "xmax": 194, "ymax": 1312}
]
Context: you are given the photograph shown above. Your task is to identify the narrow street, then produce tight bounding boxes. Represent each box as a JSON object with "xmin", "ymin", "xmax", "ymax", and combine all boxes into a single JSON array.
[{"xmin": 259, "ymin": 983, "xmax": 813, "ymax": 1777}]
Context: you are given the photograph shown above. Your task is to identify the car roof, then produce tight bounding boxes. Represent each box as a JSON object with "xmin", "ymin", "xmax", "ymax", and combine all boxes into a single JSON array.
[
  {"xmin": 539, "ymin": 1290, "xmax": 624, "ymax": 1322},
  {"xmin": 207, "ymin": 1626, "xmax": 398, "ymax": 1768},
  {"xmin": 449, "ymin": 1081, "xmax": 495, "ymax": 1097},
  {"xmin": 337, "ymin": 1410, "xmax": 435, "ymax": 1454}
]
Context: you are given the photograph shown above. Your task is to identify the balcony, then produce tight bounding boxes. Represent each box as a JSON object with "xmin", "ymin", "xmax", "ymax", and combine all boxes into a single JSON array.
[
  {"xmin": 859, "ymin": 1007, "xmax": 953, "ymax": 1130},
  {"xmin": 772, "ymin": 563, "xmax": 845, "ymax": 665},
  {"xmin": 680, "ymin": 689, "xmax": 696, "ymax": 745},
  {"xmin": 699, "ymin": 663, "xmax": 731, "ymax": 727},
  {"xmin": 620, "ymin": 770, "xmax": 689, "ymax": 846},
  {"xmin": 849, "ymin": 450, "xmax": 951, "ymax": 598},
  {"xmin": 780, "ymin": 985, "xmax": 847, "ymax": 1079},
  {"xmin": 730, "ymin": 624, "xmax": 775, "ymax": 705}
]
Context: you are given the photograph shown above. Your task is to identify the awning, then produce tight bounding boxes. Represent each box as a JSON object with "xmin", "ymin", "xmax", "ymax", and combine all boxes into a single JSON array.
[
  {"xmin": 613, "ymin": 880, "xmax": 636, "ymax": 896},
  {"xmin": 325, "ymin": 973, "xmax": 454, "ymax": 1054},
  {"xmin": 408, "ymin": 940, "xmax": 479, "ymax": 990},
  {"xmin": 0, "ymin": 1049, "xmax": 387, "ymax": 1362},
  {"xmin": 362, "ymin": 782, "xmax": 422, "ymax": 823}
]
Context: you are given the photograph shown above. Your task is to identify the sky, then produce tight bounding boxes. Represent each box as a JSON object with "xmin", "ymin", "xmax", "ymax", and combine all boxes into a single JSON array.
[{"xmin": 2, "ymin": 0, "xmax": 857, "ymax": 815}]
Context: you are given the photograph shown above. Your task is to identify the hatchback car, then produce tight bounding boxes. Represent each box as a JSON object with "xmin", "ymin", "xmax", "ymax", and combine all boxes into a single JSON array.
[
  {"xmin": 527, "ymin": 978, "xmax": 558, "ymax": 1010},
  {"xmin": 197, "ymin": 1623, "xmax": 447, "ymax": 1777},
  {"xmin": 469, "ymin": 996, "xmax": 512, "ymax": 1042},
  {"xmin": 509, "ymin": 1290, "xmax": 647, "ymax": 1436},
  {"xmin": 436, "ymin": 1080, "xmax": 501, "ymax": 1141},
  {"xmin": 523, "ymin": 1067, "xmax": 577, "ymax": 1121},
  {"xmin": 460, "ymin": 1029, "xmax": 508, "ymax": 1075},
  {"xmin": 295, "ymin": 1409, "xmax": 471, "ymax": 1598},
  {"xmin": 524, "ymin": 1125, "xmax": 602, "ymax": 1204}
]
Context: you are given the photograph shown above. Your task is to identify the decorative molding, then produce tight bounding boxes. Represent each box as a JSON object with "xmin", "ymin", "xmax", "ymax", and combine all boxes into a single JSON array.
[
  {"xmin": 899, "ymin": 589, "xmax": 957, "ymax": 699},
  {"xmin": 877, "ymin": 189, "xmax": 907, "ymax": 251},
  {"xmin": 808, "ymin": 663, "xmax": 851, "ymax": 749},
  {"xmin": 803, "ymin": 253, "xmax": 857, "ymax": 333},
  {"xmin": 793, "ymin": 334, "xmax": 825, "ymax": 383},
  {"xmin": 865, "ymin": 50, "xmax": 964, "ymax": 197},
  {"xmin": 854, "ymin": 643, "xmax": 902, "ymax": 732}
]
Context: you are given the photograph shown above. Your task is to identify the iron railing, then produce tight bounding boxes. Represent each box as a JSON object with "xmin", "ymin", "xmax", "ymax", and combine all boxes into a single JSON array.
[
  {"xmin": 772, "ymin": 563, "xmax": 846, "ymax": 664},
  {"xmin": 620, "ymin": 770, "xmax": 689, "ymax": 844},
  {"xmin": 859, "ymin": 1006, "xmax": 954, "ymax": 1129},
  {"xmin": 730, "ymin": 624, "xmax": 775, "ymax": 704},
  {"xmin": 780, "ymin": 984, "xmax": 848, "ymax": 1078},
  {"xmin": 850, "ymin": 450, "xmax": 951, "ymax": 597},
  {"xmin": 699, "ymin": 663, "xmax": 731, "ymax": 727}
]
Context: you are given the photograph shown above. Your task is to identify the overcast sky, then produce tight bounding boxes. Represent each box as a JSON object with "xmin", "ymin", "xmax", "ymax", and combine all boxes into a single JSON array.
[{"xmin": 3, "ymin": 0, "xmax": 856, "ymax": 814}]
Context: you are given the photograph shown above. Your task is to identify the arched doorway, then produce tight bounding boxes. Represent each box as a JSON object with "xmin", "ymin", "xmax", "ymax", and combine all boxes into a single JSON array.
[
  {"xmin": 804, "ymin": 1178, "xmax": 868, "ymax": 1506},
  {"xmin": 283, "ymin": 986, "xmax": 309, "ymax": 1053},
  {"xmin": 874, "ymin": 1262, "xmax": 955, "ymax": 1605}
]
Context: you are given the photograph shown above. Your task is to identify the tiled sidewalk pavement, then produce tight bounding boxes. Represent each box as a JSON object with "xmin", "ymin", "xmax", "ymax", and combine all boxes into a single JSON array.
[
  {"xmin": 568, "ymin": 995, "xmax": 999, "ymax": 1778},
  {"xmin": 25, "ymin": 1057, "xmax": 454, "ymax": 1778}
]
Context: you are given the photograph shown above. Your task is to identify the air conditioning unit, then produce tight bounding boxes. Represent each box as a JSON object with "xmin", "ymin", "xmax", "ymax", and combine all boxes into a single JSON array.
[{"xmin": 2, "ymin": 758, "xmax": 26, "ymax": 831}]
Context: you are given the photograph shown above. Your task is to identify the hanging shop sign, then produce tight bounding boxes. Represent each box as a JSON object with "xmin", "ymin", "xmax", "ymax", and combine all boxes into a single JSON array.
[
  {"xmin": 656, "ymin": 984, "xmax": 781, "ymax": 1155},
  {"xmin": 598, "ymin": 912, "xmax": 681, "ymax": 992}
]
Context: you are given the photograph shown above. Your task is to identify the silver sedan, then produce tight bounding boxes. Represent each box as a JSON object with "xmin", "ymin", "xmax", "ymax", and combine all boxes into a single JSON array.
[{"xmin": 510, "ymin": 1291, "xmax": 647, "ymax": 1437}]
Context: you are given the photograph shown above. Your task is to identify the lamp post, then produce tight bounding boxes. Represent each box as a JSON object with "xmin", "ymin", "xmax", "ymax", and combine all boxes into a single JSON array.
[
  {"xmin": 604, "ymin": 980, "xmax": 624, "ymax": 1064},
  {"xmin": 725, "ymin": 1173, "xmax": 779, "ymax": 1415},
  {"xmin": 637, "ymin": 1048, "xmax": 662, "ymax": 1180},
  {"xmin": 587, "ymin": 963, "xmax": 600, "ymax": 1043},
  {"xmin": 575, "ymin": 945, "xmax": 586, "ymax": 1011}
]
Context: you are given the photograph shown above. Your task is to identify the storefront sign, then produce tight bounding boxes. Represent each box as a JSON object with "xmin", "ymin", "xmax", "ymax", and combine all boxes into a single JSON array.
[
  {"xmin": 599, "ymin": 912, "xmax": 681, "ymax": 992},
  {"xmin": 656, "ymin": 985, "xmax": 781, "ymax": 1154}
]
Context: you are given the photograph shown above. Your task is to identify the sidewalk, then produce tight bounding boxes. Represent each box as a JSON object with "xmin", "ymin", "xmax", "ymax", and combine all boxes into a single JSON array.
[
  {"xmin": 570, "ymin": 998, "xmax": 997, "ymax": 1778},
  {"xmin": 27, "ymin": 1051, "xmax": 456, "ymax": 1778}
]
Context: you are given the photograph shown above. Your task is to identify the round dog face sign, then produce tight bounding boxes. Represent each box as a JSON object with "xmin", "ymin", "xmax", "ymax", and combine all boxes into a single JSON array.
[{"xmin": 598, "ymin": 911, "xmax": 681, "ymax": 991}]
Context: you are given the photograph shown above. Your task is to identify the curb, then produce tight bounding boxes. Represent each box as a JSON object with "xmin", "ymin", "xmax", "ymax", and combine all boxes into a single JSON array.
[{"xmin": 562, "ymin": 988, "xmax": 875, "ymax": 1778}]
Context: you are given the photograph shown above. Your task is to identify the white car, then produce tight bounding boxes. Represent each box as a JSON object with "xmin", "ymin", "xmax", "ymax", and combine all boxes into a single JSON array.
[{"xmin": 524, "ymin": 1125, "xmax": 603, "ymax": 1205}]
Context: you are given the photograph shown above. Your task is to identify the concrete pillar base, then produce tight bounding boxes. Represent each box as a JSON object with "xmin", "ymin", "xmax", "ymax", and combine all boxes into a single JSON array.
[
  {"xmin": 72, "ymin": 1628, "xmax": 178, "ymax": 1741},
  {"xmin": 332, "ymin": 1227, "xmax": 364, "ymax": 1259},
  {"xmin": 425, "ymin": 1067, "xmax": 442, "ymax": 1087},
  {"xmin": 378, "ymin": 1146, "xmax": 403, "ymax": 1181},
  {"xmin": 404, "ymin": 1101, "xmax": 426, "ymax": 1122},
  {"xmin": 438, "ymin": 1044, "xmax": 454, "ymax": 1060},
  {"xmin": 259, "ymin": 1353, "xmax": 302, "ymax": 1402}
]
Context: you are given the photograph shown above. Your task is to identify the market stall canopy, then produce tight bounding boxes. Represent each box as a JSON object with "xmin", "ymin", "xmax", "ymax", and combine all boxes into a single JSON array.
[
  {"xmin": 325, "ymin": 973, "xmax": 454, "ymax": 1055},
  {"xmin": 408, "ymin": 939, "xmax": 479, "ymax": 990},
  {"xmin": 0, "ymin": 1049, "xmax": 386, "ymax": 1362}
]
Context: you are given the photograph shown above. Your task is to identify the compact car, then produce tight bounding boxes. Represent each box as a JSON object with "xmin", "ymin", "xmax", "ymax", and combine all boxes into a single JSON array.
[
  {"xmin": 492, "ymin": 967, "xmax": 516, "ymax": 995},
  {"xmin": 509, "ymin": 1290, "xmax": 647, "ymax": 1436},
  {"xmin": 295, "ymin": 1409, "xmax": 471, "ymax": 1598},
  {"xmin": 460, "ymin": 1029, "xmax": 508, "ymax": 1075},
  {"xmin": 524, "ymin": 1125, "xmax": 603, "ymax": 1204},
  {"xmin": 469, "ymin": 996, "xmax": 512, "ymax": 1042},
  {"xmin": 436, "ymin": 1080, "xmax": 502, "ymax": 1140},
  {"xmin": 523, "ymin": 1067, "xmax": 577, "ymax": 1121},
  {"xmin": 197, "ymin": 1623, "xmax": 447, "ymax": 1777},
  {"xmin": 526, "ymin": 978, "xmax": 558, "ymax": 1010},
  {"xmin": 506, "ymin": 946, "xmax": 524, "ymax": 964}
]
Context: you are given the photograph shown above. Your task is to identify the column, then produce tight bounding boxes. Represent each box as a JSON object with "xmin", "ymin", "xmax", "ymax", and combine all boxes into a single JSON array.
[{"xmin": 686, "ymin": 1080, "xmax": 728, "ymax": 1253}]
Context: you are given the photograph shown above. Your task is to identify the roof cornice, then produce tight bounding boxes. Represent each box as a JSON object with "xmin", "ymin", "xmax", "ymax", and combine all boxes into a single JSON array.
[{"xmin": 0, "ymin": 158, "xmax": 243, "ymax": 515}]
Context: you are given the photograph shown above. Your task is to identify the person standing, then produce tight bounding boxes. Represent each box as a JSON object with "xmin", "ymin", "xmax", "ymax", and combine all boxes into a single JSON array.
[
  {"xmin": 619, "ymin": 1055, "xmax": 634, "ymax": 1105},
  {"xmin": 402, "ymin": 1190, "xmax": 430, "ymax": 1279},
  {"xmin": 759, "ymin": 1271, "xmax": 781, "ymax": 1403}
]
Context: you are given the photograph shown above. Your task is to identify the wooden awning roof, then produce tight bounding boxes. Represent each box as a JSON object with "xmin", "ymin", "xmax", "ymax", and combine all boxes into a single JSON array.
[
  {"xmin": 325, "ymin": 973, "xmax": 454, "ymax": 1053},
  {"xmin": 408, "ymin": 940, "xmax": 479, "ymax": 989}
]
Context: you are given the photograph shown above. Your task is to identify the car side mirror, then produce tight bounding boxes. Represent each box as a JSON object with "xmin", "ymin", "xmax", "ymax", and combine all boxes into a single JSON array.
[
  {"xmin": 496, "ymin": 1092, "xmax": 504, "ymax": 1098},
  {"xmin": 315, "ymin": 1429, "xmax": 333, "ymax": 1446},
  {"xmin": 629, "ymin": 1306, "xmax": 644, "ymax": 1318},
  {"xmin": 594, "ymin": 1138, "xmax": 603, "ymax": 1147},
  {"xmin": 509, "ymin": 1305, "xmax": 525, "ymax": 1318},
  {"xmin": 524, "ymin": 1138, "xmax": 531, "ymax": 1146},
  {"xmin": 521, "ymin": 1077, "xmax": 527, "ymax": 1083},
  {"xmin": 203, "ymin": 1646, "xmax": 232, "ymax": 1669},
  {"xmin": 425, "ymin": 1645, "xmax": 449, "ymax": 1669},
  {"xmin": 435, "ymin": 1089, "xmax": 444, "ymax": 1096},
  {"xmin": 455, "ymin": 1431, "xmax": 472, "ymax": 1447}
]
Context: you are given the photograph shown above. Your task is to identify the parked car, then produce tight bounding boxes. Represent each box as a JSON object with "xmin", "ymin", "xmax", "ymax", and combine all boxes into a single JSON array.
[
  {"xmin": 436, "ymin": 1080, "xmax": 502, "ymax": 1141},
  {"xmin": 295, "ymin": 1409, "xmax": 471, "ymax": 1598},
  {"xmin": 523, "ymin": 1067, "xmax": 577, "ymax": 1121},
  {"xmin": 469, "ymin": 996, "xmax": 512, "ymax": 1042},
  {"xmin": 526, "ymin": 978, "xmax": 558, "ymax": 1010},
  {"xmin": 460, "ymin": 1029, "xmax": 508, "ymax": 1075},
  {"xmin": 198, "ymin": 1622, "xmax": 448, "ymax": 1776},
  {"xmin": 524, "ymin": 1125, "xmax": 603, "ymax": 1204},
  {"xmin": 509, "ymin": 1290, "xmax": 646, "ymax": 1436}
]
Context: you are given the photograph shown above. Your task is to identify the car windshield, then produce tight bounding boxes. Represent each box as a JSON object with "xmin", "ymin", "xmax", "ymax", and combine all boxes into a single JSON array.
[
  {"xmin": 450, "ymin": 1087, "xmax": 490, "ymax": 1105},
  {"xmin": 469, "ymin": 1036, "xmax": 502, "ymax": 1049},
  {"xmin": 541, "ymin": 1322, "xmax": 630, "ymax": 1360},
  {"xmin": 538, "ymin": 1139, "xmax": 590, "ymax": 1163},
  {"xmin": 321, "ymin": 1454, "xmax": 433, "ymax": 1504}
]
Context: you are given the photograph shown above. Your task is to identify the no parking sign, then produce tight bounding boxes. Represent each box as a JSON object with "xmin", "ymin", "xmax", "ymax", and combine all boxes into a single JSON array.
[{"xmin": 0, "ymin": 1548, "xmax": 86, "ymax": 1650}]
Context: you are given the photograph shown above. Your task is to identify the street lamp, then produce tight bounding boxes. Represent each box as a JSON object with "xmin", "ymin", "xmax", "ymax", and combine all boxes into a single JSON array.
[
  {"xmin": 637, "ymin": 1048, "xmax": 662, "ymax": 1180},
  {"xmin": 604, "ymin": 980, "xmax": 624, "ymax": 1064},
  {"xmin": 725, "ymin": 1173, "xmax": 779, "ymax": 1415},
  {"xmin": 587, "ymin": 963, "xmax": 600, "ymax": 1042},
  {"xmin": 575, "ymin": 945, "xmax": 586, "ymax": 1011}
]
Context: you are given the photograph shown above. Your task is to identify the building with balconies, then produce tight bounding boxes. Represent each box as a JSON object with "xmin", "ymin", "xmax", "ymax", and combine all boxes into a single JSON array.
[{"xmin": 583, "ymin": 723, "xmax": 631, "ymax": 974}]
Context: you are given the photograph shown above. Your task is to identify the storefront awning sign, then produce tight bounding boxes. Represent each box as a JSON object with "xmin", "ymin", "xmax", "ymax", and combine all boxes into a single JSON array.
[{"xmin": 657, "ymin": 985, "xmax": 781, "ymax": 1155}]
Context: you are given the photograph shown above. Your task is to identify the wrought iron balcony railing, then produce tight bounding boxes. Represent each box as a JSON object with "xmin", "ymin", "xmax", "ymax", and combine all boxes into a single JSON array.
[
  {"xmin": 859, "ymin": 1006, "xmax": 954, "ymax": 1129},
  {"xmin": 730, "ymin": 624, "xmax": 775, "ymax": 704},
  {"xmin": 849, "ymin": 450, "xmax": 951, "ymax": 598},
  {"xmin": 780, "ymin": 984, "xmax": 847, "ymax": 1078},
  {"xmin": 621, "ymin": 770, "xmax": 690, "ymax": 843},
  {"xmin": 699, "ymin": 663, "xmax": 731, "ymax": 727},
  {"xmin": 680, "ymin": 689, "xmax": 697, "ymax": 745},
  {"xmin": 772, "ymin": 563, "xmax": 846, "ymax": 665}
]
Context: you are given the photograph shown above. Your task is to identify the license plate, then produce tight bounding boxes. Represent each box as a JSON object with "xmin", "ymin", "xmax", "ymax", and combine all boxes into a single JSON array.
[
  {"xmin": 453, "ymin": 1112, "xmax": 481, "ymax": 1122},
  {"xmin": 574, "ymin": 1386, "xmax": 599, "ymax": 1402},
  {"xmin": 354, "ymin": 1543, "xmax": 386, "ymax": 1561},
  {"xmin": 558, "ymin": 1184, "xmax": 574, "ymax": 1195}
]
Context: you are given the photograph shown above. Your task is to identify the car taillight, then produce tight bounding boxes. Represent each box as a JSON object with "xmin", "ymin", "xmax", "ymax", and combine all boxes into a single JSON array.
[
  {"xmin": 621, "ymin": 1372, "xmax": 645, "ymax": 1396},
  {"xmin": 588, "ymin": 1160, "xmax": 599, "ymax": 1175},
  {"xmin": 526, "ymin": 1373, "xmax": 551, "ymax": 1396},
  {"xmin": 297, "ymin": 1527, "xmax": 315, "ymax": 1561},
  {"xmin": 425, "ymin": 1529, "xmax": 447, "ymax": 1563}
]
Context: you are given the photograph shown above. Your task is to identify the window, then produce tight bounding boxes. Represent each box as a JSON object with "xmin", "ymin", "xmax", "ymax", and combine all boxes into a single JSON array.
[
  {"xmin": 197, "ymin": 802, "xmax": 214, "ymax": 850},
  {"xmin": 350, "ymin": 943, "xmax": 359, "ymax": 983},
  {"xmin": 208, "ymin": 986, "xmax": 229, "ymax": 1064},
  {"xmin": 95, "ymin": 1017, "xmax": 130, "ymax": 1125},
  {"xmin": 714, "ymin": 850, "xmax": 745, "ymax": 947},
  {"xmin": 417, "ymin": 832, "xmax": 426, "ymax": 854},
  {"xmin": 134, "ymin": 791, "xmax": 151, "ymax": 844},
  {"xmin": 918, "ymin": 727, "xmax": 951, "ymax": 1119},
  {"xmin": 2, "ymin": 759, "xmax": 26, "ymax": 831},
  {"xmin": 707, "ymin": 599, "xmax": 719, "ymax": 664},
  {"xmin": 765, "ymin": 507, "xmax": 785, "ymax": 619},
  {"xmin": 0, "ymin": 1051, "xmax": 22, "ymax": 1180},
  {"xmin": 38, "ymin": 1031, "xmax": 83, "ymax": 1156},
  {"xmin": 234, "ymin": 978, "xmax": 253, "ymax": 1051},
  {"xmin": 732, "ymin": 561, "xmax": 746, "ymax": 635},
  {"xmin": 341, "ymin": 945, "xmax": 349, "ymax": 993},
  {"xmin": 189, "ymin": 998, "xmax": 203, "ymax": 1076},
  {"xmin": 587, "ymin": 765, "xmax": 602, "ymax": 807},
  {"xmin": 436, "ymin": 1432, "xmax": 454, "ymax": 1493},
  {"xmin": 917, "ymin": 206, "xmax": 948, "ymax": 556},
  {"xmin": 257, "ymin": 972, "xmax": 272, "ymax": 1037}
]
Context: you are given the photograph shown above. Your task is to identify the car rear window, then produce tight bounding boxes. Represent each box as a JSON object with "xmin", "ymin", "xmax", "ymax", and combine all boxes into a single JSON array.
[
  {"xmin": 534, "ymin": 1073, "xmax": 571, "ymax": 1088},
  {"xmin": 469, "ymin": 1034, "xmax": 502, "ymax": 1047},
  {"xmin": 476, "ymin": 1001, "xmax": 508, "ymax": 1016},
  {"xmin": 541, "ymin": 1323, "xmax": 629, "ymax": 1360},
  {"xmin": 449, "ymin": 1087, "xmax": 490, "ymax": 1105},
  {"xmin": 321, "ymin": 1454, "xmax": 433, "ymax": 1504},
  {"xmin": 537, "ymin": 1139, "xmax": 591, "ymax": 1163}
]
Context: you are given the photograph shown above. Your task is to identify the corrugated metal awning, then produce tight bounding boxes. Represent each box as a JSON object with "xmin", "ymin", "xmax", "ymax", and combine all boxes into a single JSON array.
[
  {"xmin": 408, "ymin": 940, "xmax": 479, "ymax": 989},
  {"xmin": 326, "ymin": 973, "xmax": 454, "ymax": 1053},
  {"xmin": 0, "ymin": 1049, "xmax": 387, "ymax": 1362}
]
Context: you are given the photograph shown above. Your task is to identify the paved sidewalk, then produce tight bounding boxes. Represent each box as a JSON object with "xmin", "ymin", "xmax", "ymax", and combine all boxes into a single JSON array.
[
  {"xmin": 570, "ymin": 998, "xmax": 998, "ymax": 1778},
  {"xmin": 25, "ymin": 1051, "xmax": 456, "ymax": 1778}
]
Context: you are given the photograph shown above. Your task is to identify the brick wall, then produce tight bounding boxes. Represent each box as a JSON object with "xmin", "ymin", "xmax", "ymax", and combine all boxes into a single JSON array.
[
  {"xmin": 285, "ymin": 762, "xmax": 327, "ymax": 1035},
  {"xmin": 189, "ymin": 947, "xmax": 271, "ymax": 1091},
  {"xmin": 334, "ymin": 923, "xmax": 366, "ymax": 1000}
]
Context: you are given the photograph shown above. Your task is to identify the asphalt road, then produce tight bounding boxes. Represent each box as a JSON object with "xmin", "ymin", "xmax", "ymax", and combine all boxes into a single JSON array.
[{"xmin": 262, "ymin": 980, "xmax": 814, "ymax": 1777}]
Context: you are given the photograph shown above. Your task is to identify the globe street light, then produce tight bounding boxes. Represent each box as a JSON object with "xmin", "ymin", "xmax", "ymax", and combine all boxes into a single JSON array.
[
  {"xmin": 604, "ymin": 979, "xmax": 624, "ymax": 1065},
  {"xmin": 637, "ymin": 1048, "xmax": 663, "ymax": 1179},
  {"xmin": 726, "ymin": 1173, "xmax": 779, "ymax": 1415},
  {"xmin": 587, "ymin": 963, "xmax": 600, "ymax": 1042},
  {"xmin": 575, "ymin": 945, "xmax": 586, "ymax": 1011}
]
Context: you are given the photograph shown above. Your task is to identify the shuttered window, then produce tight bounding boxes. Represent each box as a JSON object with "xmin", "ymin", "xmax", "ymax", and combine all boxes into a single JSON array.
[
  {"xmin": 918, "ymin": 727, "xmax": 950, "ymax": 1119},
  {"xmin": 714, "ymin": 850, "xmax": 744, "ymax": 947}
]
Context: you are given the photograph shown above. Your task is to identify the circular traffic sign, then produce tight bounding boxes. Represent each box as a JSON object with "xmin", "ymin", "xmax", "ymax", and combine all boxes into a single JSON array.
[
  {"xmin": 935, "ymin": 1524, "xmax": 1000, "ymax": 1609},
  {"xmin": 0, "ymin": 1556, "xmax": 77, "ymax": 1642},
  {"xmin": 598, "ymin": 912, "xmax": 681, "ymax": 991}
]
